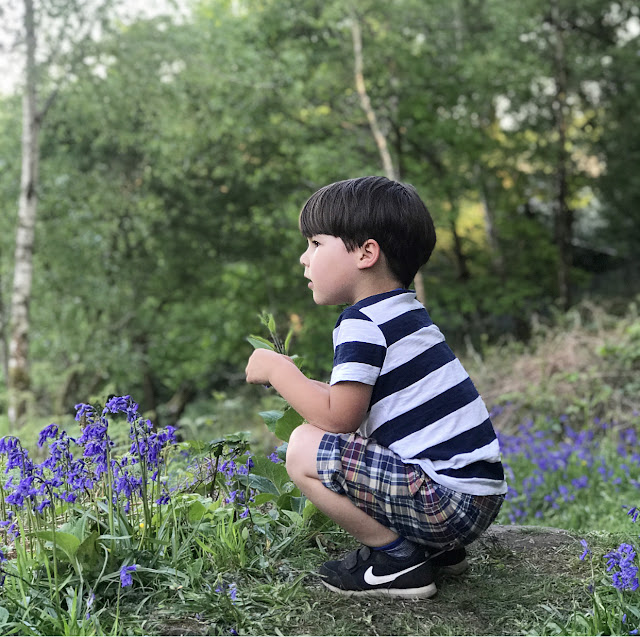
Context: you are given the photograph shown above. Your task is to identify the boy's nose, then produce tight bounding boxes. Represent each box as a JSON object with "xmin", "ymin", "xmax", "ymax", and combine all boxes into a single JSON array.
[{"xmin": 300, "ymin": 249, "xmax": 308, "ymax": 266}]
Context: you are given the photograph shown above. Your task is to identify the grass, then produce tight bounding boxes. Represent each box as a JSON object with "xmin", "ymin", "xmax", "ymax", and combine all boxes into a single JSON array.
[{"xmin": 138, "ymin": 526, "xmax": 621, "ymax": 636}]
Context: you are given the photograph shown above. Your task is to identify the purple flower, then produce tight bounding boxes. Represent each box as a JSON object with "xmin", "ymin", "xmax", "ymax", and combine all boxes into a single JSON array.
[
  {"xmin": 155, "ymin": 489, "xmax": 171, "ymax": 505},
  {"xmin": 36, "ymin": 499, "xmax": 52, "ymax": 513},
  {"xmin": 604, "ymin": 543, "xmax": 639, "ymax": 591},
  {"xmin": 119, "ymin": 564, "xmax": 137, "ymax": 587},
  {"xmin": 216, "ymin": 582, "xmax": 238, "ymax": 603},
  {"xmin": 37, "ymin": 424, "xmax": 59, "ymax": 448},
  {"xmin": 75, "ymin": 403, "xmax": 96, "ymax": 423},
  {"xmin": 579, "ymin": 539, "xmax": 590, "ymax": 561}
]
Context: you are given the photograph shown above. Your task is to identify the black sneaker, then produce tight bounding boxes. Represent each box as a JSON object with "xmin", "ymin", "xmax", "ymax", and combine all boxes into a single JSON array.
[
  {"xmin": 430, "ymin": 546, "xmax": 469, "ymax": 576},
  {"xmin": 319, "ymin": 545, "xmax": 436, "ymax": 599}
]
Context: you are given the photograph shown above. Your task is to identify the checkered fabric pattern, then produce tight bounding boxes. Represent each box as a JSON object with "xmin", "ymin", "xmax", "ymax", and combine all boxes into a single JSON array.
[{"xmin": 317, "ymin": 432, "xmax": 504, "ymax": 548}]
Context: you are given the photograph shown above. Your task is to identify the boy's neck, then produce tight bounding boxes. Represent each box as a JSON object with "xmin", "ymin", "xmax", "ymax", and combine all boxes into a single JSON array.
[{"xmin": 350, "ymin": 275, "xmax": 405, "ymax": 305}]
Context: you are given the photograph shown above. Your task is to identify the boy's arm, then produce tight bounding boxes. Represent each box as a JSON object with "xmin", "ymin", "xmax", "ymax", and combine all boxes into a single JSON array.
[{"xmin": 245, "ymin": 349, "xmax": 371, "ymax": 433}]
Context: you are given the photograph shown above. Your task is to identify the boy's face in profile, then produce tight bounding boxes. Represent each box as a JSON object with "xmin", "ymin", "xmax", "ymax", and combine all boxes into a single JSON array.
[{"xmin": 300, "ymin": 234, "xmax": 362, "ymax": 306}]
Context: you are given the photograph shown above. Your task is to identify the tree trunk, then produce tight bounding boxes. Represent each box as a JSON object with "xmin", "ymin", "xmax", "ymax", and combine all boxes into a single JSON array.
[
  {"xmin": 350, "ymin": 14, "xmax": 427, "ymax": 302},
  {"xmin": 0, "ymin": 253, "xmax": 8, "ymax": 387},
  {"xmin": 450, "ymin": 217, "xmax": 471, "ymax": 282},
  {"xmin": 476, "ymin": 166, "xmax": 505, "ymax": 277},
  {"xmin": 551, "ymin": 0, "xmax": 573, "ymax": 310},
  {"xmin": 8, "ymin": 0, "xmax": 39, "ymax": 429}
]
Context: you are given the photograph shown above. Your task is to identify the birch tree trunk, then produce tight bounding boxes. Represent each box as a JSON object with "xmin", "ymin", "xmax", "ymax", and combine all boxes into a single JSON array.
[
  {"xmin": 0, "ymin": 259, "xmax": 8, "ymax": 388},
  {"xmin": 8, "ymin": 0, "xmax": 39, "ymax": 429},
  {"xmin": 350, "ymin": 14, "xmax": 427, "ymax": 304}
]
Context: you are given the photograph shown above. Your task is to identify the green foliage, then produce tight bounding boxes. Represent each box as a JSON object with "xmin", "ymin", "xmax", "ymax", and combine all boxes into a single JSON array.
[
  {"xmin": 0, "ymin": 396, "xmax": 327, "ymax": 635},
  {"xmin": 248, "ymin": 312, "xmax": 305, "ymax": 442},
  {"xmin": 2, "ymin": 0, "xmax": 638, "ymax": 418}
]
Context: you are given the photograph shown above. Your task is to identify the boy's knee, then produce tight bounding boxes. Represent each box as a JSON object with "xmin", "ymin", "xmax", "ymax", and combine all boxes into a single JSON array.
[{"xmin": 286, "ymin": 423, "xmax": 324, "ymax": 482}]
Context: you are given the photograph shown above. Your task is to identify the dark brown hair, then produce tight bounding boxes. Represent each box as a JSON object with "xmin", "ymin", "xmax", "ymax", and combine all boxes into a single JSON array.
[{"xmin": 299, "ymin": 176, "xmax": 436, "ymax": 288}]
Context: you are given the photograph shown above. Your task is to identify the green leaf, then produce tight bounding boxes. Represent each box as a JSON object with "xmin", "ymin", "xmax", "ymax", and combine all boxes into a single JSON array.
[
  {"xmin": 247, "ymin": 474, "xmax": 280, "ymax": 495},
  {"xmin": 281, "ymin": 509, "xmax": 303, "ymax": 526},
  {"xmin": 34, "ymin": 530, "xmax": 81, "ymax": 559},
  {"xmin": 275, "ymin": 408, "xmax": 304, "ymax": 442},
  {"xmin": 258, "ymin": 410, "xmax": 284, "ymax": 433},
  {"xmin": 276, "ymin": 493, "xmax": 293, "ymax": 510},
  {"xmin": 250, "ymin": 454, "xmax": 291, "ymax": 492},
  {"xmin": 284, "ymin": 327, "xmax": 294, "ymax": 354},
  {"xmin": 247, "ymin": 335, "xmax": 275, "ymax": 351},
  {"xmin": 303, "ymin": 499, "xmax": 320, "ymax": 522},
  {"xmin": 188, "ymin": 500, "xmax": 209, "ymax": 524},
  {"xmin": 253, "ymin": 492, "xmax": 277, "ymax": 505},
  {"xmin": 76, "ymin": 531, "xmax": 101, "ymax": 571}
]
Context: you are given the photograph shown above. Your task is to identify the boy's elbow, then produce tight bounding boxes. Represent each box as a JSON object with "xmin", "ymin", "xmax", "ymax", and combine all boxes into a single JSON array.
[{"xmin": 317, "ymin": 410, "xmax": 364, "ymax": 434}]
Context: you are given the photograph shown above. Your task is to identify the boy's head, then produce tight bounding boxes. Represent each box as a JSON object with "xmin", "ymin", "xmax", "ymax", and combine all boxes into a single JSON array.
[{"xmin": 299, "ymin": 176, "xmax": 436, "ymax": 289}]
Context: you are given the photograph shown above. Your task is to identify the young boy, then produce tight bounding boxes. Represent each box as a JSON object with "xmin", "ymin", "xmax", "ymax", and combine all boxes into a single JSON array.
[{"xmin": 245, "ymin": 176, "xmax": 506, "ymax": 599}]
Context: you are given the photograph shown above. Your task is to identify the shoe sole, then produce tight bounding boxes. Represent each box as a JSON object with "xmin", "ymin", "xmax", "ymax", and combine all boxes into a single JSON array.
[
  {"xmin": 321, "ymin": 579, "xmax": 437, "ymax": 599},
  {"xmin": 437, "ymin": 558, "xmax": 469, "ymax": 576}
]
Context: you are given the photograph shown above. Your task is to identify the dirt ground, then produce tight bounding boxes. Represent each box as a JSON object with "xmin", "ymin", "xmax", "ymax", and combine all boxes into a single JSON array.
[{"xmin": 153, "ymin": 524, "xmax": 596, "ymax": 636}]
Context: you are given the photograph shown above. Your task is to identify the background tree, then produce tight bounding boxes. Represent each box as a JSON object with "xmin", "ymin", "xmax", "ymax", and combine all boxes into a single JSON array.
[
  {"xmin": 6, "ymin": 0, "xmax": 116, "ymax": 429},
  {"xmin": 0, "ymin": 0, "xmax": 637, "ymax": 423}
]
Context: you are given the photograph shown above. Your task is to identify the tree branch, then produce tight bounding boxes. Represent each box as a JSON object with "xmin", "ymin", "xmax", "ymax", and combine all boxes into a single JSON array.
[{"xmin": 350, "ymin": 14, "xmax": 397, "ymax": 181}]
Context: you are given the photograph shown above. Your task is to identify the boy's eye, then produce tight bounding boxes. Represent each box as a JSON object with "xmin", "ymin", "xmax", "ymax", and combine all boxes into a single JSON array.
[{"xmin": 312, "ymin": 240, "xmax": 320, "ymax": 247}]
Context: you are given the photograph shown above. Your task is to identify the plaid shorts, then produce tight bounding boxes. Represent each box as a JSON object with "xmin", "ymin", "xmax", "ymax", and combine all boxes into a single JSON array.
[{"xmin": 317, "ymin": 432, "xmax": 504, "ymax": 549}]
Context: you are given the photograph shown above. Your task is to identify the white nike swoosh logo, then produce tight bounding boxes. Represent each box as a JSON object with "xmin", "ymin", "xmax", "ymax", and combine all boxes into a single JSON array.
[{"xmin": 363, "ymin": 561, "xmax": 426, "ymax": 586}]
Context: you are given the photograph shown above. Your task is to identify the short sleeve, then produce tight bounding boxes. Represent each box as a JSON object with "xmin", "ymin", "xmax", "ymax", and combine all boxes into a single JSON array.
[{"xmin": 330, "ymin": 309, "xmax": 387, "ymax": 386}]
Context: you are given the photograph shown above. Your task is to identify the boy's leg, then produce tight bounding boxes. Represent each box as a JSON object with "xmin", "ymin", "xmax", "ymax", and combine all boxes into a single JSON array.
[
  {"xmin": 286, "ymin": 423, "xmax": 399, "ymax": 547},
  {"xmin": 286, "ymin": 423, "xmax": 436, "ymax": 598}
]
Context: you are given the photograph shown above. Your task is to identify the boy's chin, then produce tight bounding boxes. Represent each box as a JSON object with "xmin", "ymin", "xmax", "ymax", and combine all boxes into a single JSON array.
[{"xmin": 314, "ymin": 293, "xmax": 350, "ymax": 306}]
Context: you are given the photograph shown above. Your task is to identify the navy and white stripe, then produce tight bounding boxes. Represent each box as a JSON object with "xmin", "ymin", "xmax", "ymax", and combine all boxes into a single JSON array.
[{"xmin": 330, "ymin": 289, "xmax": 507, "ymax": 496}]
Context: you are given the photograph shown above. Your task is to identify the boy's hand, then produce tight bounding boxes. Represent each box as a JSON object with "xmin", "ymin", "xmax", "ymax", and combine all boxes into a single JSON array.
[{"xmin": 245, "ymin": 349, "xmax": 291, "ymax": 386}]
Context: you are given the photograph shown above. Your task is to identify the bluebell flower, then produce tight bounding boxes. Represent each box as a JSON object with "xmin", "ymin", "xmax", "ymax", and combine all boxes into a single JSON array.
[
  {"xmin": 216, "ymin": 582, "xmax": 238, "ymax": 603},
  {"xmin": 104, "ymin": 395, "xmax": 133, "ymax": 415},
  {"xmin": 75, "ymin": 403, "xmax": 96, "ymax": 423},
  {"xmin": 155, "ymin": 492, "xmax": 171, "ymax": 505},
  {"xmin": 626, "ymin": 506, "xmax": 639, "ymax": 523},
  {"xmin": 119, "ymin": 564, "xmax": 137, "ymax": 587},
  {"xmin": 579, "ymin": 539, "xmax": 590, "ymax": 560},
  {"xmin": 36, "ymin": 499, "xmax": 52, "ymax": 513},
  {"xmin": 571, "ymin": 476, "xmax": 589, "ymax": 489},
  {"xmin": 37, "ymin": 423, "xmax": 59, "ymax": 448},
  {"xmin": 604, "ymin": 543, "xmax": 639, "ymax": 591}
]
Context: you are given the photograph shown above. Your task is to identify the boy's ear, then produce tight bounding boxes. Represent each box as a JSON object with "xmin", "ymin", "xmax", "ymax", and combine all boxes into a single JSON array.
[{"xmin": 356, "ymin": 238, "xmax": 382, "ymax": 270}]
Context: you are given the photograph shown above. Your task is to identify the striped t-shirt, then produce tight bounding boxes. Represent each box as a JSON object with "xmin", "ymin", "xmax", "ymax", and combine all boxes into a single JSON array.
[{"xmin": 330, "ymin": 288, "xmax": 507, "ymax": 496}]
